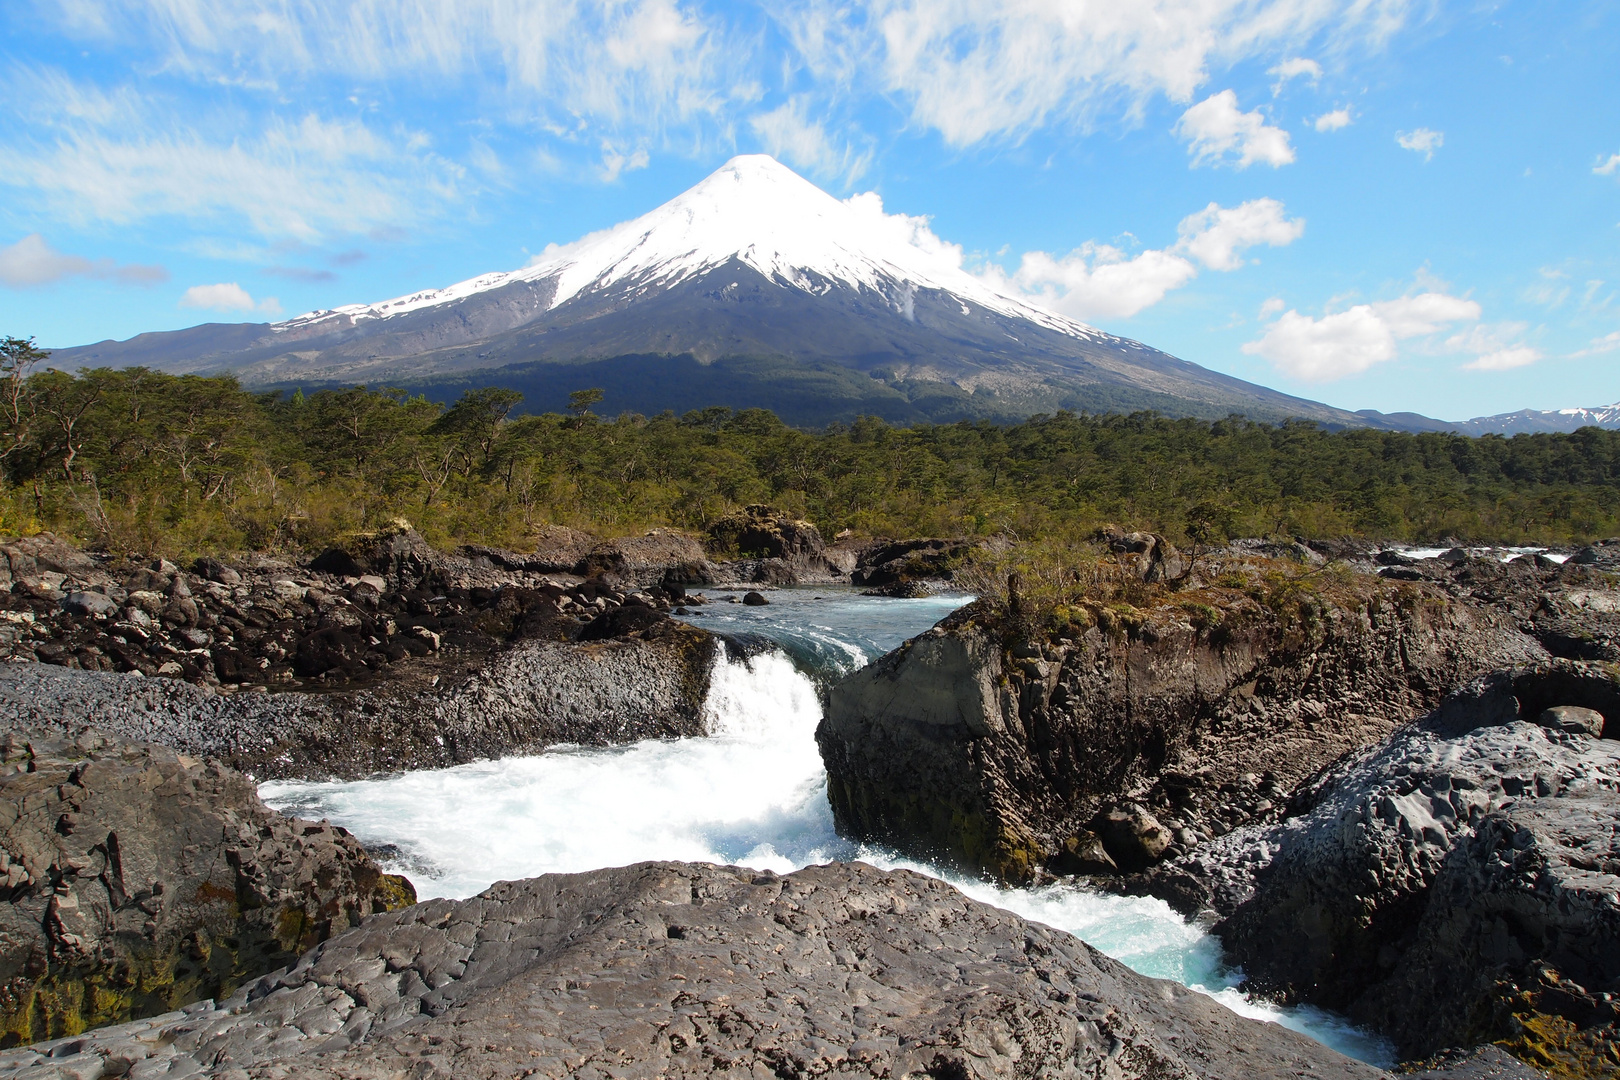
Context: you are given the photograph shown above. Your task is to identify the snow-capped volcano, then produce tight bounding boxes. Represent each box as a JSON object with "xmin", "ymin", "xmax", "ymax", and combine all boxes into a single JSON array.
[
  {"xmin": 51, "ymin": 156, "xmax": 1369, "ymax": 427},
  {"xmin": 281, "ymin": 155, "xmax": 1100, "ymax": 343}
]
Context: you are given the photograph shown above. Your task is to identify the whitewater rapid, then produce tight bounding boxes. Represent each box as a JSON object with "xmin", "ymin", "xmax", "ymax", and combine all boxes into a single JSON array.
[{"xmin": 261, "ymin": 590, "xmax": 1393, "ymax": 1065}]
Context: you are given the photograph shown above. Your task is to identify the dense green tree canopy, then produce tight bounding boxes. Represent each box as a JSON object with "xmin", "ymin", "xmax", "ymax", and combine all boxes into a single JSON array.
[{"xmin": 0, "ymin": 364, "xmax": 1615, "ymax": 556}]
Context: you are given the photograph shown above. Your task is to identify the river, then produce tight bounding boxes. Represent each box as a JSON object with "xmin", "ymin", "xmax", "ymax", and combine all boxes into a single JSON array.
[{"xmin": 260, "ymin": 586, "xmax": 1393, "ymax": 1066}]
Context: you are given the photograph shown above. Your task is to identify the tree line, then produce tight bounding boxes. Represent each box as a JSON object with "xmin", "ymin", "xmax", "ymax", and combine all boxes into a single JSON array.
[{"xmin": 1, "ymin": 336, "xmax": 1617, "ymax": 556}]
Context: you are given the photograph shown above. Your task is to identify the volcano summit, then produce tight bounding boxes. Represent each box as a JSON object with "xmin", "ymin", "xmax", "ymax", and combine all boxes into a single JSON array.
[{"xmin": 54, "ymin": 156, "xmax": 1367, "ymax": 426}]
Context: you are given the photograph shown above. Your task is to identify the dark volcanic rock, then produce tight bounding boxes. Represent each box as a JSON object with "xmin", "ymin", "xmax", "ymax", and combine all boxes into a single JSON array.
[
  {"xmin": 850, "ymin": 537, "xmax": 980, "ymax": 587},
  {"xmin": 0, "ymin": 728, "xmax": 413, "ymax": 1046},
  {"xmin": 1161, "ymin": 661, "xmax": 1620, "ymax": 1070},
  {"xmin": 0, "ymin": 530, "xmax": 725, "ymax": 778},
  {"xmin": 0, "ymin": 861, "xmax": 1383, "ymax": 1080},
  {"xmin": 707, "ymin": 504, "xmax": 826, "ymax": 562},
  {"xmin": 819, "ymin": 562, "xmax": 1545, "ymax": 882},
  {"xmin": 0, "ymin": 619, "xmax": 719, "ymax": 781}
]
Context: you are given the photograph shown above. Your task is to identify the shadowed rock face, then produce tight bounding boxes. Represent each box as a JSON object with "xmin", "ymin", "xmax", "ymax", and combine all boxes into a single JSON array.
[
  {"xmin": 1148, "ymin": 661, "xmax": 1620, "ymax": 1071},
  {"xmin": 0, "ymin": 729, "xmax": 413, "ymax": 1047},
  {"xmin": 0, "ymin": 861, "xmax": 1385, "ymax": 1080},
  {"xmin": 818, "ymin": 568, "xmax": 1544, "ymax": 883}
]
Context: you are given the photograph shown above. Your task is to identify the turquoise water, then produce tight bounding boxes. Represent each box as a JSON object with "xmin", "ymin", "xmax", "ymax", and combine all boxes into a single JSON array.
[{"xmin": 262, "ymin": 586, "xmax": 1394, "ymax": 1067}]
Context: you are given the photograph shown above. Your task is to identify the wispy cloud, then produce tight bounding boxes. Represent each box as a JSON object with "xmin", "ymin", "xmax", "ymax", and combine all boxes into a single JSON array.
[
  {"xmin": 1595, "ymin": 152, "xmax": 1620, "ymax": 177},
  {"xmin": 0, "ymin": 233, "xmax": 167, "ymax": 288},
  {"xmin": 2, "ymin": 68, "xmax": 462, "ymax": 242},
  {"xmin": 749, "ymin": 97, "xmax": 872, "ymax": 185}
]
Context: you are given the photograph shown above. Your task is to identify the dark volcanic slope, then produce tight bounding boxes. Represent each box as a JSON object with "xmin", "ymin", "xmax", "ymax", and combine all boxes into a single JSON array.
[{"xmin": 51, "ymin": 261, "xmax": 1369, "ymax": 426}]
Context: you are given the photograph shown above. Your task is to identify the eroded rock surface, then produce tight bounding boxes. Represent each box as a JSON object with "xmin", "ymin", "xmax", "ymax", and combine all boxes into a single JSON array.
[
  {"xmin": 0, "ymin": 729, "xmax": 412, "ymax": 1047},
  {"xmin": 0, "ymin": 861, "xmax": 1384, "ymax": 1080}
]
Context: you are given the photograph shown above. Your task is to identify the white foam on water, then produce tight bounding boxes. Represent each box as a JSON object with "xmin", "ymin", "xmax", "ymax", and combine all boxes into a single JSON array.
[
  {"xmin": 261, "ymin": 641, "xmax": 1393, "ymax": 1066},
  {"xmin": 1390, "ymin": 545, "xmax": 1568, "ymax": 563}
]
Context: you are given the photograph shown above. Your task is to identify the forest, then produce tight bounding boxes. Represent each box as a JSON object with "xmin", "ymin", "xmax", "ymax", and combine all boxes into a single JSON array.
[{"xmin": 2, "ymin": 337, "xmax": 1617, "ymax": 557}]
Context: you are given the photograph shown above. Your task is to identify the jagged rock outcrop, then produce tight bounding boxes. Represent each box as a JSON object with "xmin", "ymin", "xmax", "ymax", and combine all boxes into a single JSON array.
[
  {"xmin": 0, "ymin": 728, "xmax": 413, "ymax": 1047},
  {"xmin": 1155, "ymin": 661, "xmax": 1620, "ymax": 1073},
  {"xmin": 818, "ymin": 557, "xmax": 1548, "ymax": 882},
  {"xmin": 0, "ymin": 860, "xmax": 1384, "ymax": 1080}
]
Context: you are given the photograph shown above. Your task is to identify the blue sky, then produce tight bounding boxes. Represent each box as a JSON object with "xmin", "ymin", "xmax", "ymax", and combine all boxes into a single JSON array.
[{"xmin": 1, "ymin": 0, "xmax": 1616, "ymax": 421}]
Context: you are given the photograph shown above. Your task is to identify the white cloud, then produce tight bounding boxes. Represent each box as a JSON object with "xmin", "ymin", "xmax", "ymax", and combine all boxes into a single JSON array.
[
  {"xmin": 991, "ymin": 245, "xmax": 1200, "ymax": 320},
  {"xmin": 1174, "ymin": 198, "xmax": 1304, "ymax": 271},
  {"xmin": 1268, "ymin": 57, "xmax": 1321, "ymax": 93},
  {"xmin": 1314, "ymin": 108, "xmax": 1352, "ymax": 132},
  {"xmin": 984, "ymin": 197, "xmax": 1304, "ymax": 320},
  {"xmin": 1377, "ymin": 292, "xmax": 1481, "ymax": 336},
  {"xmin": 0, "ymin": 233, "xmax": 166, "ymax": 288},
  {"xmin": 179, "ymin": 283, "xmax": 281, "ymax": 316},
  {"xmin": 1595, "ymin": 153, "xmax": 1620, "ymax": 177},
  {"xmin": 749, "ymin": 97, "xmax": 872, "ymax": 184},
  {"xmin": 1259, "ymin": 296, "xmax": 1286, "ymax": 318},
  {"xmin": 1447, "ymin": 323, "xmax": 1541, "ymax": 371},
  {"xmin": 1174, "ymin": 90, "xmax": 1294, "ymax": 169},
  {"xmin": 1243, "ymin": 306, "xmax": 1398, "ymax": 380},
  {"xmin": 599, "ymin": 143, "xmax": 651, "ymax": 183},
  {"xmin": 1243, "ymin": 289, "xmax": 1483, "ymax": 380},
  {"xmin": 1397, "ymin": 127, "xmax": 1443, "ymax": 161},
  {"xmin": 1460, "ymin": 346, "xmax": 1539, "ymax": 371}
]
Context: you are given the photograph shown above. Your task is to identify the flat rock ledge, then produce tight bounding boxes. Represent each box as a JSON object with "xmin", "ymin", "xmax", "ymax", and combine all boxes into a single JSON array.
[
  {"xmin": 0, "ymin": 623, "xmax": 717, "ymax": 781},
  {"xmin": 0, "ymin": 860, "xmax": 1385, "ymax": 1080}
]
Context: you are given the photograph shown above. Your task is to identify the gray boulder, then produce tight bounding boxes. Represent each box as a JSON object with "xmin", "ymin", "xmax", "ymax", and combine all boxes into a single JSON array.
[{"xmin": 0, "ymin": 861, "xmax": 1384, "ymax": 1080}]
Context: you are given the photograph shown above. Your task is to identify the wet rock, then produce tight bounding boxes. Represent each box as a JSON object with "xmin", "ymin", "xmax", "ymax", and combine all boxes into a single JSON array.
[
  {"xmin": 851, "ymin": 537, "xmax": 992, "ymax": 586},
  {"xmin": 575, "ymin": 529, "xmax": 710, "ymax": 585},
  {"xmin": 0, "ymin": 861, "xmax": 1383, "ymax": 1080},
  {"xmin": 741, "ymin": 590, "xmax": 769, "ymax": 606},
  {"xmin": 0, "ymin": 728, "xmax": 413, "ymax": 1046},
  {"xmin": 861, "ymin": 579, "xmax": 933, "ymax": 598}
]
